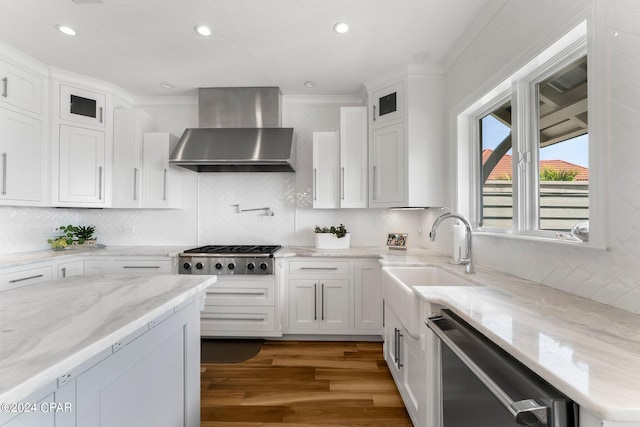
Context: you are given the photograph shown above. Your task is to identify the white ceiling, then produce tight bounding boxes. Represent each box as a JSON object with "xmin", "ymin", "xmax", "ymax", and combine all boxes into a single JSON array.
[{"xmin": 0, "ymin": 0, "xmax": 490, "ymax": 97}]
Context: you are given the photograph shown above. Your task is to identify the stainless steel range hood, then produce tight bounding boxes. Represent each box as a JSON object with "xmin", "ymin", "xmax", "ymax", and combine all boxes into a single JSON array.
[{"xmin": 170, "ymin": 87, "xmax": 295, "ymax": 172}]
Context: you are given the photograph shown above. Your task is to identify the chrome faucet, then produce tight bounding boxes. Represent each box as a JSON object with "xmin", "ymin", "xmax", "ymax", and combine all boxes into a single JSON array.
[{"xmin": 429, "ymin": 212, "xmax": 475, "ymax": 274}]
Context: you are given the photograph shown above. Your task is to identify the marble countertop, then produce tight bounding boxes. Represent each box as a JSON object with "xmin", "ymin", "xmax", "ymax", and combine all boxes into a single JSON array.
[
  {"xmin": 0, "ymin": 246, "xmax": 191, "ymax": 269},
  {"xmin": 0, "ymin": 273, "xmax": 216, "ymax": 404},
  {"xmin": 379, "ymin": 252, "xmax": 640, "ymax": 422}
]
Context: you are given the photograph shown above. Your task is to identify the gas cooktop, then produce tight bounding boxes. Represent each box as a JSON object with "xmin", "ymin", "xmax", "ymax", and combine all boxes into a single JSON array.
[
  {"xmin": 178, "ymin": 245, "xmax": 281, "ymax": 275},
  {"xmin": 183, "ymin": 245, "xmax": 281, "ymax": 256}
]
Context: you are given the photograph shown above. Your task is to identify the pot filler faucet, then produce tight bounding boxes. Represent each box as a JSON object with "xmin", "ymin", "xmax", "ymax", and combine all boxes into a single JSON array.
[{"xmin": 430, "ymin": 212, "xmax": 475, "ymax": 274}]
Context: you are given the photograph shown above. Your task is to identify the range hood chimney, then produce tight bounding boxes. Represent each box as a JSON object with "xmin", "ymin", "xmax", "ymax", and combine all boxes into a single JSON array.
[{"xmin": 170, "ymin": 87, "xmax": 295, "ymax": 172}]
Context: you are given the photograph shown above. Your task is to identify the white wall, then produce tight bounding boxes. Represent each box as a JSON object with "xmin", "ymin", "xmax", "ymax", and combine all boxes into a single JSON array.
[{"xmin": 441, "ymin": 0, "xmax": 640, "ymax": 313}]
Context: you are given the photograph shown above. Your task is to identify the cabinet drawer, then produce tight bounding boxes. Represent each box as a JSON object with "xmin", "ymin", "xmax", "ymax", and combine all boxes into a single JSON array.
[
  {"xmin": 201, "ymin": 306, "xmax": 276, "ymax": 335},
  {"xmin": 205, "ymin": 282, "xmax": 275, "ymax": 306},
  {"xmin": 289, "ymin": 260, "xmax": 350, "ymax": 276},
  {"xmin": 113, "ymin": 259, "xmax": 173, "ymax": 274},
  {"xmin": 0, "ymin": 265, "xmax": 52, "ymax": 291}
]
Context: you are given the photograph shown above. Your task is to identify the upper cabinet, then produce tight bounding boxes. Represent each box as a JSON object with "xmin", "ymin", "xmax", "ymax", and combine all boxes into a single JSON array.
[
  {"xmin": 312, "ymin": 106, "xmax": 368, "ymax": 209},
  {"xmin": 0, "ymin": 54, "xmax": 46, "ymax": 207},
  {"xmin": 57, "ymin": 124, "xmax": 106, "ymax": 206},
  {"xmin": 51, "ymin": 76, "xmax": 112, "ymax": 207},
  {"xmin": 113, "ymin": 108, "xmax": 155, "ymax": 208},
  {"xmin": 0, "ymin": 109, "xmax": 44, "ymax": 204},
  {"xmin": 59, "ymin": 84, "xmax": 106, "ymax": 128},
  {"xmin": 366, "ymin": 67, "xmax": 446, "ymax": 208},
  {"xmin": 0, "ymin": 58, "xmax": 43, "ymax": 116},
  {"xmin": 370, "ymin": 81, "xmax": 404, "ymax": 126},
  {"xmin": 312, "ymin": 131, "xmax": 339, "ymax": 209},
  {"xmin": 340, "ymin": 107, "xmax": 368, "ymax": 208},
  {"xmin": 142, "ymin": 132, "xmax": 181, "ymax": 209}
]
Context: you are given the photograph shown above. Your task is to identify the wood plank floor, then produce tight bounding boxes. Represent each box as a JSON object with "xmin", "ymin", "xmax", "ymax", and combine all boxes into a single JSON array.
[{"xmin": 201, "ymin": 341, "xmax": 413, "ymax": 427}]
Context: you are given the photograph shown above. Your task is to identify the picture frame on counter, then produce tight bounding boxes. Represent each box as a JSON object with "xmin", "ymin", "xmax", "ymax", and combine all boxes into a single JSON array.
[{"xmin": 387, "ymin": 233, "xmax": 407, "ymax": 250}]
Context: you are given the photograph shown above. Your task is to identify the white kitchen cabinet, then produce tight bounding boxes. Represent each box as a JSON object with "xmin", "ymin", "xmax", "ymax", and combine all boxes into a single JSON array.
[
  {"xmin": 354, "ymin": 261, "xmax": 382, "ymax": 331},
  {"xmin": 370, "ymin": 122, "xmax": 404, "ymax": 206},
  {"xmin": 59, "ymin": 84, "xmax": 106, "ymax": 128},
  {"xmin": 0, "ymin": 108, "xmax": 44, "ymax": 204},
  {"xmin": 312, "ymin": 108, "xmax": 368, "ymax": 209},
  {"xmin": 366, "ymin": 69, "xmax": 446, "ymax": 208},
  {"xmin": 57, "ymin": 124, "xmax": 107, "ymax": 206},
  {"xmin": 384, "ymin": 305, "xmax": 426, "ymax": 427},
  {"xmin": 340, "ymin": 107, "xmax": 368, "ymax": 208},
  {"xmin": 0, "ymin": 58, "xmax": 43, "ymax": 115},
  {"xmin": 0, "ymin": 298, "xmax": 202, "ymax": 427},
  {"xmin": 370, "ymin": 81, "xmax": 403, "ymax": 126},
  {"xmin": 283, "ymin": 258, "xmax": 381, "ymax": 336},
  {"xmin": 84, "ymin": 257, "xmax": 174, "ymax": 275},
  {"xmin": 142, "ymin": 132, "xmax": 180, "ymax": 209},
  {"xmin": 201, "ymin": 276, "xmax": 279, "ymax": 337},
  {"xmin": 112, "ymin": 108, "xmax": 155, "ymax": 208},
  {"xmin": 312, "ymin": 131, "xmax": 339, "ymax": 209},
  {"xmin": 56, "ymin": 259, "xmax": 84, "ymax": 279},
  {"xmin": 0, "ymin": 264, "xmax": 52, "ymax": 292},
  {"xmin": 288, "ymin": 279, "xmax": 349, "ymax": 331},
  {"xmin": 83, "ymin": 258, "xmax": 113, "ymax": 276}
]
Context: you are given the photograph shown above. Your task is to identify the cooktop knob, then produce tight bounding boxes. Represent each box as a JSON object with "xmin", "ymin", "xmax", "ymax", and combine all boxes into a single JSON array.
[
  {"xmin": 259, "ymin": 262, "xmax": 268, "ymax": 271},
  {"xmin": 215, "ymin": 263, "xmax": 223, "ymax": 270},
  {"xmin": 228, "ymin": 263, "xmax": 235, "ymax": 270},
  {"xmin": 195, "ymin": 262, "xmax": 204, "ymax": 270},
  {"xmin": 247, "ymin": 262, "xmax": 255, "ymax": 271},
  {"xmin": 183, "ymin": 262, "xmax": 192, "ymax": 270}
]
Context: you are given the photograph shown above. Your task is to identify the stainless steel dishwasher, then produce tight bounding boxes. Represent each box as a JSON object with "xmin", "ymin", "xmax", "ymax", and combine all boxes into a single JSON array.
[{"xmin": 427, "ymin": 309, "xmax": 578, "ymax": 427}]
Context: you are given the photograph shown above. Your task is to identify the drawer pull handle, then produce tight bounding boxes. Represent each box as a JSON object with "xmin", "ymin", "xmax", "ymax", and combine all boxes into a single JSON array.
[
  {"xmin": 300, "ymin": 267, "xmax": 339, "ymax": 271},
  {"xmin": 9, "ymin": 274, "xmax": 44, "ymax": 283},
  {"xmin": 122, "ymin": 266, "xmax": 160, "ymax": 269},
  {"xmin": 208, "ymin": 291, "xmax": 266, "ymax": 296},
  {"xmin": 2, "ymin": 77, "xmax": 7, "ymax": 98},
  {"xmin": 205, "ymin": 316, "xmax": 266, "ymax": 322}
]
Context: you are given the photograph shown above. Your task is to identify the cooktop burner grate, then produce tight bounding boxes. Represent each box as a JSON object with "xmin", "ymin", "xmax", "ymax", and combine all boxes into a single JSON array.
[{"xmin": 183, "ymin": 245, "xmax": 281, "ymax": 255}]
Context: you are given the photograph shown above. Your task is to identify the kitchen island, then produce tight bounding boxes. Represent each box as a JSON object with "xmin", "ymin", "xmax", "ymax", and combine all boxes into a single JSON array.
[{"xmin": 0, "ymin": 273, "xmax": 215, "ymax": 427}]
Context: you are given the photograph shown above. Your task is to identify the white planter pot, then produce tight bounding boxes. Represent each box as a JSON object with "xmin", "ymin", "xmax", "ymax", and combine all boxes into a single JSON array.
[{"xmin": 315, "ymin": 233, "xmax": 351, "ymax": 249}]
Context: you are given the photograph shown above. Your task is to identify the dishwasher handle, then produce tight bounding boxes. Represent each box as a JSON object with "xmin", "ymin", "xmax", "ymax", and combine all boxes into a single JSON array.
[{"xmin": 427, "ymin": 317, "xmax": 549, "ymax": 426}]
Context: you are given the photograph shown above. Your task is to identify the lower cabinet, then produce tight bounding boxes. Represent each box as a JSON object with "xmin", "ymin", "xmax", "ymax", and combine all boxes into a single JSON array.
[
  {"xmin": 0, "ymin": 300, "xmax": 201, "ymax": 427},
  {"xmin": 0, "ymin": 264, "xmax": 52, "ymax": 291},
  {"xmin": 200, "ymin": 276, "xmax": 280, "ymax": 337},
  {"xmin": 84, "ymin": 257, "xmax": 174, "ymax": 275},
  {"xmin": 283, "ymin": 258, "xmax": 382, "ymax": 336},
  {"xmin": 384, "ymin": 305, "xmax": 427, "ymax": 427},
  {"xmin": 288, "ymin": 279, "xmax": 350, "ymax": 331}
]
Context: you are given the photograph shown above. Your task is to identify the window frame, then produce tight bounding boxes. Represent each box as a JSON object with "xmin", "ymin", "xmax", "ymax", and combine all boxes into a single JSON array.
[{"xmin": 457, "ymin": 19, "xmax": 604, "ymax": 247}]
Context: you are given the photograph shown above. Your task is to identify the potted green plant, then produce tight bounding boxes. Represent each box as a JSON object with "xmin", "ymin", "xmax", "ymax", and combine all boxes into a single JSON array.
[
  {"xmin": 314, "ymin": 224, "xmax": 350, "ymax": 249},
  {"xmin": 47, "ymin": 225, "xmax": 77, "ymax": 250},
  {"xmin": 74, "ymin": 225, "xmax": 97, "ymax": 245}
]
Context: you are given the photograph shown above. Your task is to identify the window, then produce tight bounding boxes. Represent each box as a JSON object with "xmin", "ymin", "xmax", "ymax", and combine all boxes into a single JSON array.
[
  {"xmin": 536, "ymin": 57, "xmax": 588, "ymax": 233},
  {"xmin": 480, "ymin": 100, "xmax": 513, "ymax": 229},
  {"xmin": 460, "ymin": 21, "xmax": 594, "ymax": 243}
]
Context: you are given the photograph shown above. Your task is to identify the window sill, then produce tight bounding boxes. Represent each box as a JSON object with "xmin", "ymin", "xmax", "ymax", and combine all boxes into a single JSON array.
[{"xmin": 473, "ymin": 230, "xmax": 607, "ymax": 251}]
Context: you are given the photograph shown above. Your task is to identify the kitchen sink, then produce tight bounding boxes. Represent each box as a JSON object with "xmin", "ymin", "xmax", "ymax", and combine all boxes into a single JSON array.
[
  {"xmin": 382, "ymin": 266, "xmax": 477, "ymax": 338},
  {"xmin": 384, "ymin": 266, "xmax": 476, "ymax": 287}
]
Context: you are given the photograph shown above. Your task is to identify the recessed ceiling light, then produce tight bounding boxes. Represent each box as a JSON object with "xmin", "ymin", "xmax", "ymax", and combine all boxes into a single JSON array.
[
  {"xmin": 55, "ymin": 24, "xmax": 77, "ymax": 36},
  {"xmin": 333, "ymin": 22, "xmax": 349, "ymax": 34},
  {"xmin": 194, "ymin": 25, "xmax": 212, "ymax": 37},
  {"xmin": 304, "ymin": 81, "xmax": 316, "ymax": 88},
  {"xmin": 160, "ymin": 82, "xmax": 173, "ymax": 89}
]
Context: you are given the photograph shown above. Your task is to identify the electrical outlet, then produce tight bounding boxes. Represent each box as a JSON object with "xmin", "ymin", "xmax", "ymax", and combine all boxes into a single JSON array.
[{"xmin": 122, "ymin": 225, "xmax": 135, "ymax": 233}]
